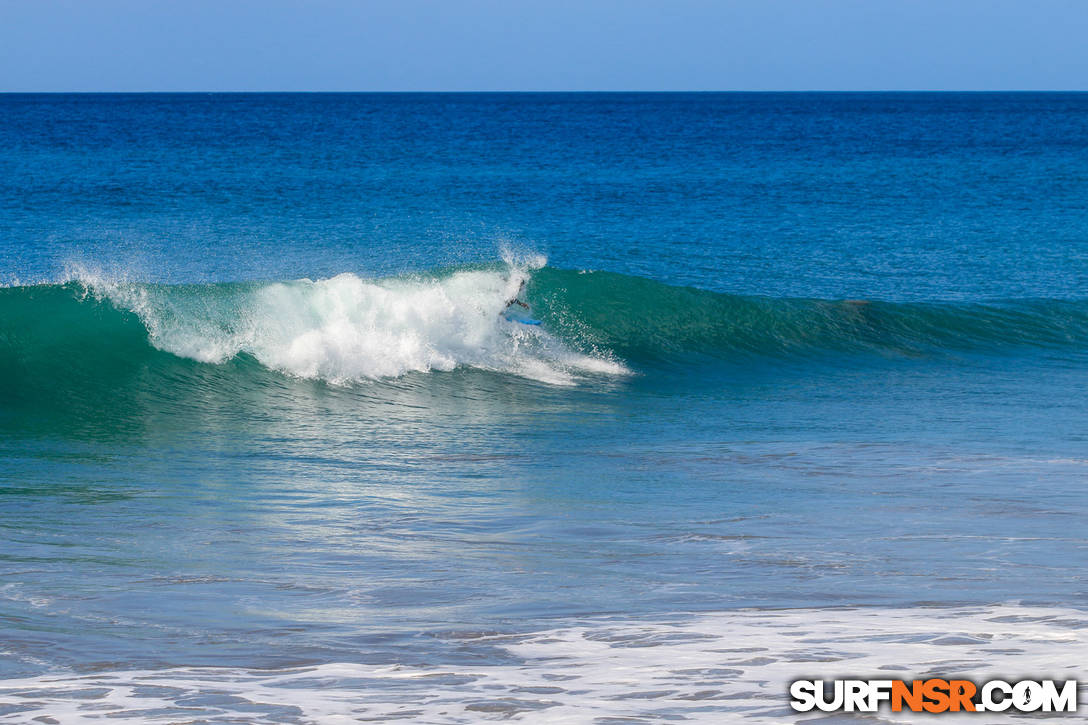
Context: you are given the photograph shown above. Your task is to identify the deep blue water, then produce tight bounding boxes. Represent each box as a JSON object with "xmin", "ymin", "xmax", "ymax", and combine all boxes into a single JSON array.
[{"xmin": 1, "ymin": 93, "xmax": 1087, "ymax": 693}]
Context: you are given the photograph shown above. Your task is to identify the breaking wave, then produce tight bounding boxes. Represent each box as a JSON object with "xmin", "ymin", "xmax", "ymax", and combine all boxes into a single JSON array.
[{"xmin": 3, "ymin": 259, "xmax": 1088, "ymax": 406}]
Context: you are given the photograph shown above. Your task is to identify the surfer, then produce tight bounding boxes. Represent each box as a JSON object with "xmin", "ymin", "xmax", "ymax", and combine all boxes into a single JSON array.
[
  {"xmin": 501, "ymin": 279, "xmax": 542, "ymax": 325},
  {"xmin": 505, "ymin": 280, "xmax": 530, "ymax": 310}
]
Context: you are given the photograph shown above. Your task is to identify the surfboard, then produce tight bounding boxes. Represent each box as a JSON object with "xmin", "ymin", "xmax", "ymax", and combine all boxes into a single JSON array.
[{"xmin": 504, "ymin": 315, "xmax": 542, "ymax": 326}]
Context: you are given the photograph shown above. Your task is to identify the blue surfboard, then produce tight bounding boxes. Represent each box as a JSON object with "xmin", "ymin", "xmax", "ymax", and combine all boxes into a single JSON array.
[{"xmin": 504, "ymin": 315, "xmax": 542, "ymax": 326}]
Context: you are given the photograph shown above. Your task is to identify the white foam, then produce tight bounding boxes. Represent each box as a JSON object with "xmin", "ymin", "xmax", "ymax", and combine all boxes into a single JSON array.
[
  {"xmin": 1, "ymin": 604, "xmax": 1084, "ymax": 723},
  {"xmin": 70, "ymin": 263, "xmax": 627, "ymax": 386}
]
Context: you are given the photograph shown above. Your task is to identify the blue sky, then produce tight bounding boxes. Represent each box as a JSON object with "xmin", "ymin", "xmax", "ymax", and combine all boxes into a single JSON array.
[{"xmin": 1, "ymin": 0, "xmax": 1085, "ymax": 91}]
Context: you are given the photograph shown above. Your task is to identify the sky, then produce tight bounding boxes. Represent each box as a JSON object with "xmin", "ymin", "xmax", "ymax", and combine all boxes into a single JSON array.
[{"xmin": 1, "ymin": 0, "xmax": 1086, "ymax": 92}]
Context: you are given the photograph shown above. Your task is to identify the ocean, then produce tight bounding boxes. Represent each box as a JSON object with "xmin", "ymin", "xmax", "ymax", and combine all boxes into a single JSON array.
[{"xmin": 1, "ymin": 92, "xmax": 1086, "ymax": 722}]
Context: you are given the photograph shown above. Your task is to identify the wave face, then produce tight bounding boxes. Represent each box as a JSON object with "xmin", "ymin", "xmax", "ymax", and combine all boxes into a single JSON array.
[
  {"xmin": 3, "ymin": 264, "xmax": 1088, "ymax": 406},
  {"xmin": 0, "ymin": 265, "xmax": 624, "ymax": 399},
  {"xmin": 533, "ymin": 268, "xmax": 1088, "ymax": 363}
]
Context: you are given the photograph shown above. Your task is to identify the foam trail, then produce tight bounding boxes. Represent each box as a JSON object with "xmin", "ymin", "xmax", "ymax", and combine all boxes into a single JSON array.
[{"xmin": 0, "ymin": 604, "xmax": 1083, "ymax": 723}]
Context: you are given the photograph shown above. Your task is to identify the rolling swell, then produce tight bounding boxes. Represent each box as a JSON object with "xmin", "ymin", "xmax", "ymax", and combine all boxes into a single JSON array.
[
  {"xmin": 2, "ymin": 267, "xmax": 1088, "ymax": 408},
  {"xmin": 535, "ymin": 268, "xmax": 1088, "ymax": 363}
]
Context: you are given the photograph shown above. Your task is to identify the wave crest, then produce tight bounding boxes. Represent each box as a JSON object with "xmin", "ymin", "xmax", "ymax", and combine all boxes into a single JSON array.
[{"xmin": 72, "ymin": 266, "xmax": 625, "ymax": 386}]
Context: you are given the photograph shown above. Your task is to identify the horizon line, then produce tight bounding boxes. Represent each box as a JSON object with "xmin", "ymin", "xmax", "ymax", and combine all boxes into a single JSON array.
[{"xmin": 3, "ymin": 89, "xmax": 1088, "ymax": 95}]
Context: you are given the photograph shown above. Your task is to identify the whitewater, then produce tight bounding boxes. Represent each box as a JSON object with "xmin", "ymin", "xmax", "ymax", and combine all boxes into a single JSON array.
[
  {"xmin": 63, "ymin": 260, "xmax": 626, "ymax": 386},
  {"xmin": 2, "ymin": 604, "xmax": 1085, "ymax": 724}
]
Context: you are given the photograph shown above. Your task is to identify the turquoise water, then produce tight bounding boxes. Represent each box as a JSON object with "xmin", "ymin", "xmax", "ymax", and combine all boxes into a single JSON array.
[{"xmin": 1, "ymin": 93, "xmax": 1087, "ymax": 720}]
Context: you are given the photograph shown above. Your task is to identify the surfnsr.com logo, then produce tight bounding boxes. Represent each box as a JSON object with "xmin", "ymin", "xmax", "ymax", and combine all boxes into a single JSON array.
[{"xmin": 790, "ymin": 679, "xmax": 1079, "ymax": 714}]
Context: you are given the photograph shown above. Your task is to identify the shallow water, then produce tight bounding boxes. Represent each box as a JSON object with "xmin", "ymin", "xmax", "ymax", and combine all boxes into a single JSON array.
[{"xmin": 3, "ymin": 605, "xmax": 1086, "ymax": 723}]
